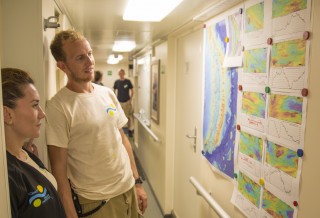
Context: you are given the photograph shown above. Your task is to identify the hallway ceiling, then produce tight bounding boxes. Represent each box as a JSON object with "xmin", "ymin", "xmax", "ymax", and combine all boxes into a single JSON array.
[{"xmin": 55, "ymin": 0, "xmax": 241, "ymax": 63}]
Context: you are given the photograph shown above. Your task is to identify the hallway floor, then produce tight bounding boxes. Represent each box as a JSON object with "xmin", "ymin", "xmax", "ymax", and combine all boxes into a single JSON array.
[
  {"xmin": 140, "ymin": 178, "xmax": 163, "ymax": 218},
  {"xmin": 125, "ymin": 129, "xmax": 163, "ymax": 218}
]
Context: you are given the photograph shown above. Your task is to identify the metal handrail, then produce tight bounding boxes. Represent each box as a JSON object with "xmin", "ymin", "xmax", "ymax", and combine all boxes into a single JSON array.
[
  {"xmin": 133, "ymin": 113, "xmax": 161, "ymax": 142},
  {"xmin": 189, "ymin": 176, "xmax": 230, "ymax": 218}
]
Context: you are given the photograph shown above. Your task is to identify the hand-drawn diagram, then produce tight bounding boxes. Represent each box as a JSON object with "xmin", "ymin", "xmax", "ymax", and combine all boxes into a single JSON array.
[
  {"xmin": 232, "ymin": 191, "xmax": 260, "ymax": 218},
  {"xmin": 269, "ymin": 67, "xmax": 306, "ymax": 90},
  {"xmin": 263, "ymin": 141, "xmax": 300, "ymax": 199},
  {"xmin": 272, "ymin": 0, "xmax": 310, "ymax": 36},
  {"xmin": 268, "ymin": 93, "xmax": 304, "ymax": 147},
  {"xmin": 270, "ymin": 37, "xmax": 308, "ymax": 91}
]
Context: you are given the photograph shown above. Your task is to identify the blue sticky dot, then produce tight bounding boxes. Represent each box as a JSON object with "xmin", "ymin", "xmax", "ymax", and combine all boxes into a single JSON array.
[{"xmin": 297, "ymin": 149, "xmax": 304, "ymax": 157}]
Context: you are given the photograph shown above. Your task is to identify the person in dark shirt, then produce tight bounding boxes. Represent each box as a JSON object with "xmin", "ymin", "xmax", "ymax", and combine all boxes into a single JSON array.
[
  {"xmin": 113, "ymin": 69, "xmax": 134, "ymax": 137},
  {"xmin": 2, "ymin": 68, "xmax": 66, "ymax": 218},
  {"xmin": 93, "ymin": 70, "xmax": 104, "ymax": 86}
]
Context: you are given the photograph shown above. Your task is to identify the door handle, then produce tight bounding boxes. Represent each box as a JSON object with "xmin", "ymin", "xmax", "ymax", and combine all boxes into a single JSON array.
[
  {"xmin": 186, "ymin": 134, "xmax": 196, "ymax": 139},
  {"xmin": 186, "ymin": 126, "xmax": 197, "ymax": 153}
]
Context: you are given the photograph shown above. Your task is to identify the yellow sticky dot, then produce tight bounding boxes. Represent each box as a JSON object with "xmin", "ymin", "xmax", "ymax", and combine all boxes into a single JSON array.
[
  {"xmin": 225, "ymin": 37, "xmax": 229, "ymax": 43},
  {"xmin": 37, "ymin": 185, "xmax": 43, "ymax": 193},
  {"xmin": 259, "ymin": 179, "xmax": 264, "ymax": 186},
  {"xmin": 33, "ymin": 199, "xmax": 42, "ymax": 207},
  {"xmin": 109, "ymin": 111, "xmax": 114, "ymax": 117}
]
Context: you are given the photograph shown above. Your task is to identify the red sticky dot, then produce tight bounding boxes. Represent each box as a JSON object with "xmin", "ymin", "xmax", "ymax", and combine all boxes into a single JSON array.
[
  {"xmin": 267, "ymin": 38, "xmax": 273, "ymax": 45},
  {"xmin": 203, "ymin": 24, "xmax": 206, "ymax": 28},
  {"xmin": 303, "ymin": 31, "xmax": 310, "ymax": 40},
  {"xmin": 293, "ymin": 201, "xmax": 298, "ymax": 207},
  {"xmin": 237, "ymin": 125, "xmax": 241, "ymax": 131},
  {"xmin": 238, "ymin": 85, "xmax": 243, "ymax": 91},
  {"xmin": 301, "ymin": 88, "xmax": 308, "ymax": 97}
]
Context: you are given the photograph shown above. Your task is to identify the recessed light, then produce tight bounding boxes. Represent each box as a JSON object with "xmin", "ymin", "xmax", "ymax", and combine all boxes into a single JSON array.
[{"xmin": 123, "ymin": 0, "xmax": 183, "ymax": 22}]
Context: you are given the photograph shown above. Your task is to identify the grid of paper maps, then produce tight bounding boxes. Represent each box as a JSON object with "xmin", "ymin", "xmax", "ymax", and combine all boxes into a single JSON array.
[{"xmin": 230, "ymin": 0, "xmax": 311, "ymax": 217}]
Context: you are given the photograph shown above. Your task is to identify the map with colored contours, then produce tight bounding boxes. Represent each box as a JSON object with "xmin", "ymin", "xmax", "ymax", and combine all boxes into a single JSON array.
[{"xmin": 203, "ymin": 18, "xmax": 238, "ymax": 179}]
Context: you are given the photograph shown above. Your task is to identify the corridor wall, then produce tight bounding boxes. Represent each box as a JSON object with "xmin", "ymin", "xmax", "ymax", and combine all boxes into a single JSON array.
[
  {"xmin": 176, "ymin": 1, "xmax": 320, "ymax": 217},
  {"xmin": 135, "ymin": 0, "xmax": 320, "ymax": 217},
  {"xmin": 1, "ymin": 0, "xmax": 61, "ymax": 166},
  {"xmin": 0, "ymin": 0, "xmax": 11, "ymax": 216},
  {"xmin": 134, "ymin": 42, "xmax": 170, "ymax": 213}
]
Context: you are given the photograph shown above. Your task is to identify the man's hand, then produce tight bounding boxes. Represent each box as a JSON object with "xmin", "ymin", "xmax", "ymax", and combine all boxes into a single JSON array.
[{"xmin": 135, "ymin": 185, "xmax": 148, "ymax": 214}]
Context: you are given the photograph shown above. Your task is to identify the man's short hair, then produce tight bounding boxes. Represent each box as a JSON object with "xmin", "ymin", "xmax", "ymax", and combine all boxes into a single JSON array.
[{"xmin": 50, "ymin": 30, "xmax": 85, "ymax": 62}]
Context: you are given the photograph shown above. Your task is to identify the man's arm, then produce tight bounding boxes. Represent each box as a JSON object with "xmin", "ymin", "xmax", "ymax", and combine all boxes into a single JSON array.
[
  {"xmin": 119, "ymin": 129, "xmax": 147, "ymax": 213},
  {"xmin": 48, "ymin": 145, "xmax": 78, "ymax": 218},
  {"xmin": 129, "ymin": 88, "xmax": 134, "ymax": 102}
]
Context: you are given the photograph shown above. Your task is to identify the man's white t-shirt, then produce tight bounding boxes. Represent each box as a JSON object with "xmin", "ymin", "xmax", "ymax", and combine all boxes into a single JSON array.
[{"xmin": 46, "ymin": 83, "xmax": 134, "ymax": 200}]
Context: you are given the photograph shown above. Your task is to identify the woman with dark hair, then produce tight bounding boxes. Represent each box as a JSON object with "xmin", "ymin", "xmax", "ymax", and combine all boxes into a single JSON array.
[{"xmin": 2, "ymin": 68, "xmax": 66, "ymax": 218}]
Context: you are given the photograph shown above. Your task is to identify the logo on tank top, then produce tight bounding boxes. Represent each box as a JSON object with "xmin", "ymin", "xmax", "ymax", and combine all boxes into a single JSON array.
[
  {"xmin": 124, "ymin": 84, "xmax": 128, "ymax": 88},
  {"xmin": 106, "ymin": 103, "xmax": 117, "ymax": 117},
  {"xmin": 28, "ymin": 185, "xmax": 52, "ymax": 208}
]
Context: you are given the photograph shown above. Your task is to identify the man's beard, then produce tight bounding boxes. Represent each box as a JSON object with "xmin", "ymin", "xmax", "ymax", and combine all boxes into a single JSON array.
[{"xmin": 66, "ymin": 64, "xmax": 93, "ymax": 83}]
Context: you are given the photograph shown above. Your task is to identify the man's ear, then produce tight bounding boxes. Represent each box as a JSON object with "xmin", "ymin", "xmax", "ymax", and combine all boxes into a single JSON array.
[
  {"xmin": 3, "ymin": 106, "xmax": 13, "ymax": 125},
  {"xmin": 57, "ymin": 61, "xmax": 66, "ymax": 72}
]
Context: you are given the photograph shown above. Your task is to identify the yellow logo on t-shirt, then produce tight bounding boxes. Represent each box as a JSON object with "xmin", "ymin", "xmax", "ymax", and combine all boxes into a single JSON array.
[
  {"xmin": 28, "ymin": 185, "xmax": 52, "ymax": 208},
  {"xmin": 106, "ymin": 103, "xmax": 117, "ymax": 117}
]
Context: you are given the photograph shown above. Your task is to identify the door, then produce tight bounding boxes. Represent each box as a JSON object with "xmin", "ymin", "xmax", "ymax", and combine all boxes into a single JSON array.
[{"xmin": 174, "ymin": 29, "xmax": 203, "ymax": 218}]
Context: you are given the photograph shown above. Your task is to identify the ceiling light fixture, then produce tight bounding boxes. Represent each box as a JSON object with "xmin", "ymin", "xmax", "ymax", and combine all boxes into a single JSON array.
[
  {"xmin": 123, "ymin": 0, "xmax": 183, "ymax": 22},
  {"xmin": 107, "ymin": 54, "xmax": 124, "ymax": 65},
  {"xmin": 112, "ymin": 40, "xmax": 136, "ymax": 52}
]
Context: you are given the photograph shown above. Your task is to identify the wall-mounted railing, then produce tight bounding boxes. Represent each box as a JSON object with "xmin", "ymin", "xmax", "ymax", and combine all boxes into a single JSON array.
[
  {"xmin": 133, "ymin": 113, "xmax": 161, "ymax": 142},
  {"xmin": 189, "ymin": 176, "xmax": 230, "ymax": 218}
]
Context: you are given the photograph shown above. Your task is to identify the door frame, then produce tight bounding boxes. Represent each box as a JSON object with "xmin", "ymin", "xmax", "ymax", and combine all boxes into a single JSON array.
[{"xmin": 0, "ymin": 1, "xmax": 12, "ymax": 214}]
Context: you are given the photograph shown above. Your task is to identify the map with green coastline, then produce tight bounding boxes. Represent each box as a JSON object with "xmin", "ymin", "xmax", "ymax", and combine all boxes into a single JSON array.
[
  {"xmin": 238, "ymin": 171, "xmax": 261, "ymax": 208},
  {"xmin": 272, "ymin": 0, "xmax": 307, "ymax": 18},
  {"xmin": 266, "ymin": 141, "xmax": 299, "ymax": 178},
  {"xmin": 242, "ymin": 92, "xmax": 266, "ymax": 118},
  {"xmin": 244, "ymin": 47, "xmax": 267, "ymax": 74},
  {"xmin": 245, "ymin": 2, "xmax": 264, "ymax": 33},
  {"xmin": 262, "ymin": 189, "xmax": 294, "ymax": 218},
  {"xmin": 271, "ymin": 39, "xmax": 306, "ymax": 68},
  {"xmin": 269, "ymin": 94, "xmax": 303, "ymax": 125},
  {"xmin": 239, "ymin": 132, "xmax": 263, "ymax": 162}
]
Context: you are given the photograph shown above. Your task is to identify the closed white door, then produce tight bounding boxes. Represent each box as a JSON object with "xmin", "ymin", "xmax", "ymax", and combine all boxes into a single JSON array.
[{"xmin": 174, "ymin": 28, "xmax": 203, "ymax": 218}]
